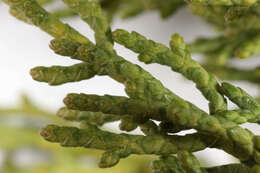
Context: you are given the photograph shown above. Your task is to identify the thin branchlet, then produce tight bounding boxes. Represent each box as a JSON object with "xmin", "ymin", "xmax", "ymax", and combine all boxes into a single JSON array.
[
  {"xmin": 30, "ymin": 63, "xmax": 97, "ymax": 85},
  {"xmin": 57, "ymin": 107, "xmax": 121, "ymax": 126}
]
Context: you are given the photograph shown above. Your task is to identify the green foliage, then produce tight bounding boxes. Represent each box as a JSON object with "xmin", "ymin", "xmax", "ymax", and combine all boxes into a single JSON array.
[
  {"xmin": 2, "ymin": 0, "xmax": 260, "ymax": 172},
  {"xmin": 0, "ymin": 95, "xmax": 153, "ymax": 173}
]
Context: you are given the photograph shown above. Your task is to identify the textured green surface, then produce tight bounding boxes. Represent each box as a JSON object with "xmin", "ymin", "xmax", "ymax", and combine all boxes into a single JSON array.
[
  {"xmin": 57, "ymin": 107, "xmax": 121, "ymax": 126},
  {"xmin": 40, "ymin": 124, "xmax": 207, "ymax": 156},
  {"xmin": 112, "ymin": 29, "xmax": 227, "ymax": 114},
  {"xmin": 48, "ymin": 38, "xmax": 184, "ymax": 104},
  {"xmin": 177, "ymin": 151, "xmax": 206, "ymax": 173},
  {"xmin": 2, "ymin": 0, "xmax": 260, "ymax": 172},
  {"xmin": 31, "ymin": 63, "xmax": 97, "ymax": 85}
]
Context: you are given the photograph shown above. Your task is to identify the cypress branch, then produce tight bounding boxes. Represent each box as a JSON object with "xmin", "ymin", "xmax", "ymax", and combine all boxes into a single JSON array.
[
  {"xmin": 112, "ymin": 29, "xmax": 227, "ymax": 114},
  {"xmin": 40, "ymin": 124, "xmax": 208, "ymax": 155},
  {"xmin": 2, "ymin": 0, "xmax": 260, "ymax": 171}
]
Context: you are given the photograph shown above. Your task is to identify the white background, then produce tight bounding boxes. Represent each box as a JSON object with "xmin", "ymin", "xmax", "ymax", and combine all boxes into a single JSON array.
[{"xmin": 1, "ymin": 3, "xmax": 260, "ymax": 167}]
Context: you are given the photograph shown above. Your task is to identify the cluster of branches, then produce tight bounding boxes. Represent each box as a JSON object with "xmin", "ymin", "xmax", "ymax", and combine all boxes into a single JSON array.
[
  {"xmin": 5, "ymin": 0, "xmax": 185, "ymax": 22},
  {"xmin": 0, "ymin": 95, "xmax": 152, "ymax": 173},
  {"xmin": 2, "ymin": 0, "xmax": 260, "ymax": 172}
]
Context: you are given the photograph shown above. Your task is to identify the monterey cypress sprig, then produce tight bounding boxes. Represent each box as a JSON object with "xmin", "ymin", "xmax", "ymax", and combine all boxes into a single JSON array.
[
  {"xmin": 2, "ymin": 0, "xmax": 260, "ymax": 172},
  {"xmin": 47, "ymin": 38, "xmax": 183, "ymax": 104},
  {"xmin": 40, "ymin": 124, "xmax": 208, "ymax": 167},
  {"xmin": 112, "ymin": 29, "xmax": 227, "ymax": 114},
  {"xmin": 62, "ymin": 92, "xmax": 260, "ymax": 163}
]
